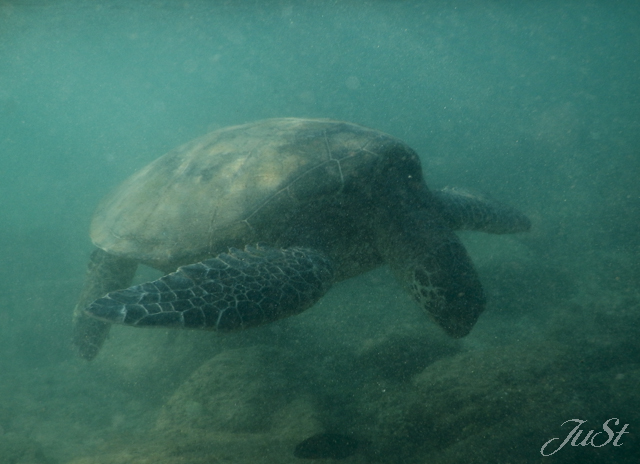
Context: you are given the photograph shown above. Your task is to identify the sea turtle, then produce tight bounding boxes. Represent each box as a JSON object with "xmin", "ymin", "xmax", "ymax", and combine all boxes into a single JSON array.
[{"xmin": 73, "ymin": 118, "xmax": 530, "ymax": 360}]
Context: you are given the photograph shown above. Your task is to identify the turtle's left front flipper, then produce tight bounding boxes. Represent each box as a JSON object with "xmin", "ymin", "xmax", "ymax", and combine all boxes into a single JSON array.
[{"xmin": 85, "ymin": 245, "xmax": 334, "ymax": 331}]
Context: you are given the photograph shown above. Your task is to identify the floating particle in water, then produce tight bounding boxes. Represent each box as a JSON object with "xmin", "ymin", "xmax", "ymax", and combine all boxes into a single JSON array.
[{"xmin": 345, "ymin": 76, "xmax": 361, "ymax": 90}]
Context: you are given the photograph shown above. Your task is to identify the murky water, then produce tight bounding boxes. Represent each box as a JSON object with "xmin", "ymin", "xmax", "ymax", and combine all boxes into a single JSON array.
[{"xmin": 1, "ymin": 1, "xmax": 638, "ymax": 463}]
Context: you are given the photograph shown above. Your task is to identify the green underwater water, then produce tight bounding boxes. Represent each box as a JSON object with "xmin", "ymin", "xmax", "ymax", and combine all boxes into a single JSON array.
[{"xmin": 0, "ymin": 1, "xmax": 639, "ymax": 463}]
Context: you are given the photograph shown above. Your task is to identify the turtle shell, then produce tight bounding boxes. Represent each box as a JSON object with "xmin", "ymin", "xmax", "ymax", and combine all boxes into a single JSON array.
[{"xmin": 90, "ymin": 118, "xmax": 420, "ymax": 270}]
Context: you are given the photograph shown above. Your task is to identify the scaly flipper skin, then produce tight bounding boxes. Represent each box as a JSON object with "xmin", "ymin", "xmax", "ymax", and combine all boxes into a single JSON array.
[
  {"xmin": 85, "ymin": 245, "xmax": 334, "ymax": 331},
  {"xmin": 378, "ymin": 206, "xmax": 485, "ymax": 338},
  {"xmin": 72, "ymin": 249, "xmax": 137, "ymax": 360}
]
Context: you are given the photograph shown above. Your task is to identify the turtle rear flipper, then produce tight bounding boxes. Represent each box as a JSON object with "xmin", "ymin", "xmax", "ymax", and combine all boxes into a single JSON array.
[
  {"xmin": 377, "ymin": 208, "xmax": 485, "ymax": 338},
  {"xmin": 72, "ymin": 249, "xmax": 138, "ymax": 360},
  {"xmin": 85, "ymin": 245, "xmax": 334, "ymax": 331}
]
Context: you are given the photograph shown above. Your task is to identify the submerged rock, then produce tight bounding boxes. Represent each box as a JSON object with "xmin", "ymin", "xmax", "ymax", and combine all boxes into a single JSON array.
[
  {"xmin": 294, "ymin": 432, "xmax": 360, "ymax": 459},
  {"xmin": 0, "ymin": 432, "xmax": 53, "ymax": 464}
]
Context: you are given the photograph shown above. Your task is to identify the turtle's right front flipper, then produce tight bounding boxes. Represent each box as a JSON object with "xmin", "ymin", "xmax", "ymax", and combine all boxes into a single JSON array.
[
  {"xmin": 85, "ymin": 245, "xmax": 334, "ymax": 331},
  {"xmin": 377, "ymin": 206, "xmax": 485, "ymax": 338},
  {"xmin": 73, "ymin": 249, "xmax": 138, "ymax": 360}
]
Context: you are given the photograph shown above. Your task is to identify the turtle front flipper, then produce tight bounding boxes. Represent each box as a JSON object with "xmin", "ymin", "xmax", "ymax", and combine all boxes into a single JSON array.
[
  {"xmin": 73, "ymin": 249, "xmax": 138, "ymax": 360},
  {"xmin": 377, "ymin": 208, "xmax": 485, "ymax": 338},
  {"xmin": 85, "ymin": 245, "xmax": 334, "ymax": 331}
]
